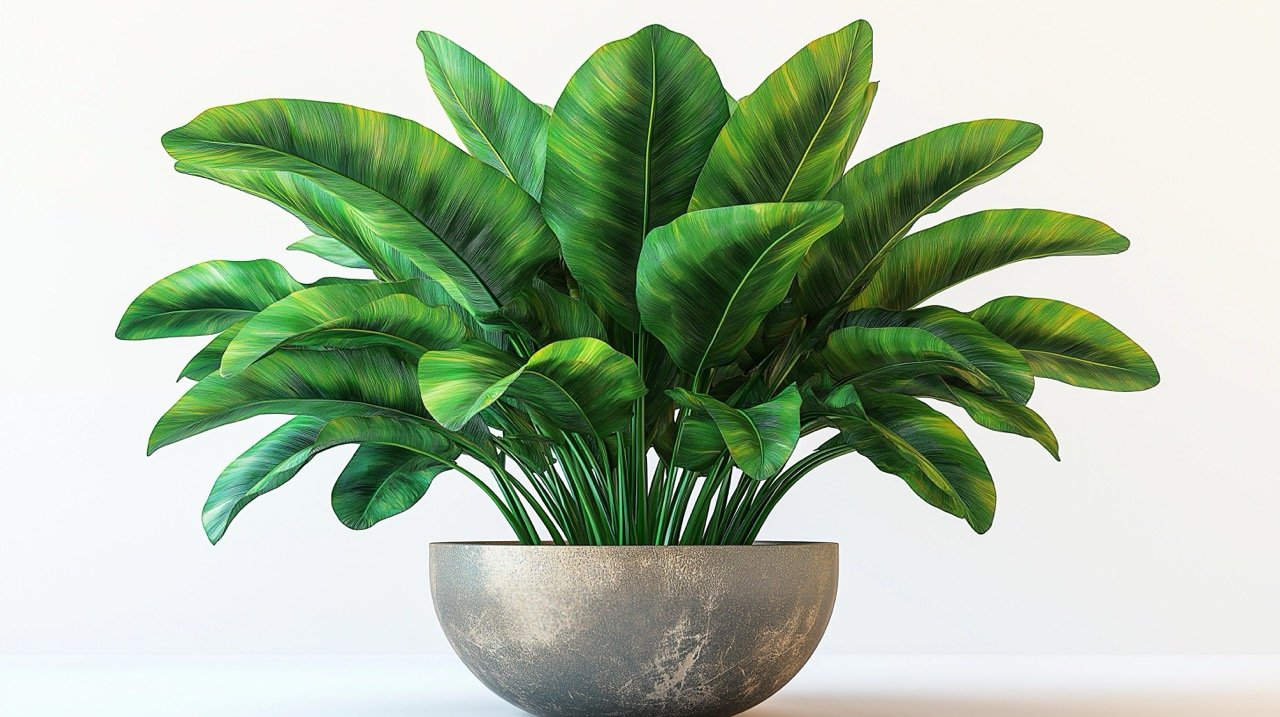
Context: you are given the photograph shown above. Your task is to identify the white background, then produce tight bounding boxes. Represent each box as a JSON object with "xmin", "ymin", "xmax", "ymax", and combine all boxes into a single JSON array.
[{"xmin": 2, "ymin": 0, "xmax": 1277, "ymax": 656}]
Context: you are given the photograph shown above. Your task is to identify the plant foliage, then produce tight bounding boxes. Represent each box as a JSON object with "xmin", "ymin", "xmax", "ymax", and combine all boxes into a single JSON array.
[{"xmin": 119, "ymin": 22, "xmax": 1158, "ymax": 545}]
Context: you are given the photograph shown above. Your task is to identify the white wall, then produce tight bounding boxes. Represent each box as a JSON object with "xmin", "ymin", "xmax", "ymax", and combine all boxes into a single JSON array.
[{"xmin": 2, "ymin": 0, "xmax": 1276, "ymax": 655}]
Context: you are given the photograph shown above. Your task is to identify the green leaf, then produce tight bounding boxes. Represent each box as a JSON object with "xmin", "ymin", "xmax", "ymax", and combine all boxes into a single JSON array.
[
  {"xmin": 669, "ymin": 386, "xmax": 801, "ymax": 479},
  {"xmin": 179, "ymin": 320, "xmax": 246, "ymax": 381},
  {"xmin": 117, "ymin": 260, "xmax": 303, "ymax": 339},
  {"xmin": 690, "ymin": 20, "xmax": 873, "ymax": 209},
  {"xmin": 149, "ymin": 348, "xmax": 426, "ymax": 454},
  {"xmin": 494, "ymin": 279, "xmax": 606, "ymax": 346},
  {"xmin": 969, "ymin": 296, "xmax": 1159, "ymax": 391},
  {"xmin": 202, "ymin": 417, "xmax": 327, "ymax": 544},
  {"xmin": 417, "ymin": 31, "xmax": 549, "ymax": 199},
  {"xmin": 795, "ymin": 119, "xmax": 1044, "ymax": 315},
  {"xmin": 220, "ymin": 280, "xmax": 467, "ymax": 374},
  {"xmin": 637, "ymin": 201, "xmax": 844, "ymax": 374},
  {"xmin": 825, "ymin": 390, "xmax": 996, "ymax": 533},
  {"xmin": 420, "ymin": 337, "xmax": 646, "ymax": 434},
  {"xmin": 287, "ymin": 235, "xmax": 372, "ymax": 270},
  {"xmin": 162, "ymin": 99, "xmax": 558, "ymax": 314},
  {"xmin": 332, "ymin": 444, "xmax": 450, "ymax": 530},
  {"xmin": 841, "ymin": 306, "xmax": 1034, "ymax": 403},
  {"xmin": 817, "ymin": 324, "xmax": 996, "ymax": 395},
  {"xmin": 542, "ymin": 24, "xmax": 729, "ymax": 328},
  {"xmin": 948, "ymin": 386, "xmax": 1060, "ymax": 459},
  {"xmin": 853, "ymin": 209, "xmax": 1129, "ymax": 310}
]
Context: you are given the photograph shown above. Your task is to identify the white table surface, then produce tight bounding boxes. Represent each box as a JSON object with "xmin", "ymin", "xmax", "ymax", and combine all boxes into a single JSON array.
[{"xmin": 3, "ymin": 655, "xmax": 1278, "ymax": 716}]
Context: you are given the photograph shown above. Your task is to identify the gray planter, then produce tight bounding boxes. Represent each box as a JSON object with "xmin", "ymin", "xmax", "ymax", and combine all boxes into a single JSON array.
[{"xmin": 430, "ymin": 541, "xmax": 838, "ymax": 717}]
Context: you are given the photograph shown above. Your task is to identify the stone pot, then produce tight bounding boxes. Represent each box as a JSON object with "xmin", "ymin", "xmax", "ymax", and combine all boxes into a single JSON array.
[{"xmin": 430, "ymin": 541, "xmax": 838, "ymax": 717}]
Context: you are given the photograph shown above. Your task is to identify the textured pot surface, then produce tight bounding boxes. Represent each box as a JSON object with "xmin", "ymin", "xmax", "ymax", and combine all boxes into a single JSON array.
[{"xmin": 430, "ymin": 541, "xmax": 838, "ymax": 717}]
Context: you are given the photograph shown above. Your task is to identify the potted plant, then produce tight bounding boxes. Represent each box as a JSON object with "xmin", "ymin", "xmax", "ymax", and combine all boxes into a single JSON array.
[{"xmin": 118, "ymin": 19, "xmax": 1158, "ymax": 717}]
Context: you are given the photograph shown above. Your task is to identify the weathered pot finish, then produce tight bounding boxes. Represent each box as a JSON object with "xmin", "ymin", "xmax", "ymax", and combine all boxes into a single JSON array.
[{"xmin": 430, "ymin": 541, "xmax": 837, "ymax": 717}]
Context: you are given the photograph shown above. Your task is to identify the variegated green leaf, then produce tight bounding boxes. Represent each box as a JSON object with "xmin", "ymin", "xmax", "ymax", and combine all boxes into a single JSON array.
[
  {"xmin": 948, "ymin": 386, "xmax": 1059, "ymax": 459},
  {"xmin": 417, "ymin": 31, "xmax": 548, "ymax": 199},
  {"xmin": 824, "ymin": 390, "xmax": 996, "ymax": 533},
  {"xmin": 287, "ymin": 235, "xmax": 372, "ymax": 270},
  {"xmin": 220, "ymin": 280, "xmax": 467, "ymax": 374},
  {"xmin": 420, "ymin": 338, "xmax": 646, "ymax": 434},
  {"xmin": 149, "ymin": 347, "xmax": 427, "ymax": 454},
  {"xmin": 841, "ymin": 306, "xmax": 1034, "ymax": 403},
  {"xmin": 494, "ymin": 279, "xmax": 606, "ymax": 346},
  {"xmin": 162, "ymin": 99, "xmax": 557, "ymax": 314},
  {"xmin": 542, "ymin": 24, "xmax": 729, "ymax": 328},
  {"xmin": 817, "ymin": 324, "xmax": 996, "ymax": 395},
  {"xmin": 668, "ymin": 386, "xmax": 801, "ymax": 479},
  {"xmin": 690, "ymin": 21, "xmax": 873, "ymax": 209},
  {"xmin": 637, "ymin": 201, "xmax": 843, "ymax": 374},
  {"xmin": 117, "ymin": 260, "xmax": 303, "ymax": 339},
  {"xmin": 332, "ymin": 444, "xmax": 451, "ymax": 530},
  {"xmin": 201, "ymin": 416, "xmax": 328, "ymax": 544},
  {"xmin": 853, "ymin": 209, "xmax": 1129, "ymax": 310},
  {"xmin": 970, "ymin": 296, "xmax": 1159, "ymax": 391},
  {"xmin": 795, "ymin": 120, "xmax": 1044, "ymax": 315}
]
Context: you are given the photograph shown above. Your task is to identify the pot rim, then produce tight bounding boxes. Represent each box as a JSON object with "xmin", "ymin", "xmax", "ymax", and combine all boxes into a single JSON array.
[{"xmin": 430, "ymin": 540, "xmax": 836, "ymax": 549}]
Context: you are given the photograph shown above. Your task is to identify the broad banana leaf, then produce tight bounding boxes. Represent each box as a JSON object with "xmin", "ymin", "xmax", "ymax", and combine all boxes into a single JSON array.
[
  {"xmin": 542, "ymin": 24, "xmax": 729, "ymax": 328},
  {"xmin": 970, "ymin": 296, "xmax": 1159, "ymax": 391},
  {"xmin": 841, "ymin": 306, "xmax": 1034, "ymax": 403},
  {"xmin": 419, "ymin": 338, "xmax": 646, "ymax": 434},
  {"xmin": 117, "ymin": 259, "xmax": 302, "ymax": 339},
  {"xmin": 691, "ymin": 20, "xmax": 873, "ymax": 210},
  {"xmin": 852, "ymin": 209, "xmax": 1129, "ymax": 310},
  {"xmin": 817, "ymin": 324, "xmax": 998, "ymax": 396},
  {"xmin": 494, "ymin": 279, "xmax": 606, "ymax": 346},
  {"xmin": 220, "ymin": 280, "xmax": 467, "ymax": 374},
  {"xmin": 417, "ymin": 31, "xmax": 548, "ymax": 199},
  {"xmin": 824, "ymin": 390, "xmax": 996, "ymax": 533},
  {"xmin": 668, "ymin": 386, "xmax": 801, "ymax": 479},
  {"xmin": 149, "ymin": 347, "xmax": 427, "ymax": 454},
  {"xmin": 795, "ymin": 119, "xmax": 1044, "ymax": 315},
  {"xmin": 179, "ymin": 320, "xmax": 246, "ymax": 381},
  {"xmin": 287, "ymin": 235, "xmax": 372, "ymax": 270},
  {"xmin": 636, "ymin": 201, "xmax": 843, "ymax": 374},
  {"xmin": 332, "ymin": 443, "xmax": 451, "ymax": 530},
  {"xmin": 162, "ymin": 99, "xmax": 558, "ymax": 314}
]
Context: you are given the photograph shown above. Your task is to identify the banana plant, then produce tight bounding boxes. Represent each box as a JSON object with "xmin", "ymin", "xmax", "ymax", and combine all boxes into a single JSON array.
[{"xmin": 118, "ymin": 22, "xmax": 1158, "ymax": 545}]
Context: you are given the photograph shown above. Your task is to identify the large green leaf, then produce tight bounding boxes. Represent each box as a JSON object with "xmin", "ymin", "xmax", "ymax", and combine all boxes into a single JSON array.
[
  {"xmin": 795, "ymin": 119, "xmax": 1044, "ymax": 315},
  {"xmin": 852, "ymin": 209, "xmax": 1129, "ymax": 310},
  {"xmin": 332, "ymin": 444, "xmax": 450, "ymax": 530},
  {"xmin": 417, "ymin": 31, "xmax": 548, "ymax": 199},
  {"xmin": 179, "ymin": 319, "xmax": 246, "ymax": 381},
  {"xmin": 825, "ymin": 390, "xmax": 996, "ymax": 533},
  {"xmin": 162, "ymin": 99, "xmax": 557, "ymax": 314},
  {"xmin": 668, "ymin": 386, "xmax": 801, "ymax": 479},
  {"xmin": 287, "ymin": 234, "xmax": 372, "ymax": 270},
  {"xmin": 542, "ymin": 24, "xmax": 729, "ymax": 328},
  {"xmin": 969, "ymin": 297, "xmax": 1159, "ymax": 391},
  {"xmin": 201, "ymin": 417, "xmax": 328, "ymax": 544},
  {"xmin": 494, "ymin": 279, "xmax": 606, "ymax": 346},
  {"xmin": 841, "ymin": 306, "xmax": 1034, "ymax": 403},
  {"xmin": 817, "ymin": 324, "xmax": 996, "ymax": 395},
  {"xmin": 149, "ymin": 347, "xmax": 426, "ymax": 454},
  {"xmin": 419, "ymin": 338, "xmax": 646, "ymax": 434},
  {"xmin": 220, "ymin": 280, "xmax": 466, "ymax": 374},
  {"xmin": 690, "ymin": 20, "xmax": 873, "ymax": 209},
  {"xmin": 637, "ymin": 202, "xmax": 843, "ymax": 374},
  {"xmin": 117, "ymin": 260, "xmax": 302, "ymax": 339}
]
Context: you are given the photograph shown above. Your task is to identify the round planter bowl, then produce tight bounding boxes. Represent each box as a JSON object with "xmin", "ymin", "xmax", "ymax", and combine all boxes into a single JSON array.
[{"xmin": 430, "ymin": 541, "xmax": 838, "ymax": 717}]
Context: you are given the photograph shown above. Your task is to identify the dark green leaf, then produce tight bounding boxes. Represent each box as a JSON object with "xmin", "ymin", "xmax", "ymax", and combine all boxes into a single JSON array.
[
  {"xmin": 332, "ymin": 444, "xmax": 450, "ymax": 529},
  {"xmin": 669, "ymin": 386, "xmax": 801, "ymax": 479},
  {"xmin": 117, "ymin": 260, "xmax": 302, "ymax": 339}
]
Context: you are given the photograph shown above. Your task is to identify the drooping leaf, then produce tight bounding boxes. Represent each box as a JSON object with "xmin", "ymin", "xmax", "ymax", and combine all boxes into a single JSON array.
[
  {"xmin": 419, "ymin": 338, "xmax": 646, "ymax": 434},
  {"xmin": 417, "ymin": 31, "xmax": 549, "ymax": 199},
  {"xmin": 824, "ymin": 390, "xmax": 996, "ymax": 533},
  {"xmin": 841, "ymin": 306, "xmax": 1034, "ymax": 403},
  {"xmin": 202, "ymin": 417, "xmax": 327, "ymax": 544},
  {"xmin": 795, "ymin": 119, "xmax": 1044, "ymax": 315},
  {"xmin": 149, "ymin": 348, "xmax": 427, "ymax": 454},
  {"xmin": 332, "ymin": 444, "xmax": 451, "ymax": 530},
  {"xmin": 853, "ymin": 209, "xmax": 1129, "ymax": 310},
  {"xmin": 969, "ymin": 296, "xmax": 1159, "ymax": 391},
  {"xmin": 668, "ymin": 386, "xmax": 801, "ymax": 479},
  {"xmin": 179, "ymin": 319, "xmax": 246, "ymax": 381},
  {"xmin": 287, "ymin": 235, "xmax": 372, "ymax": 270},
  {"xmin": 494, "ymin": 279, "xmax": 606, "ymax": 346},
  {"xmin": 817, "ymin": 324, "xmax": 997, "ymax": 395},
  {"xmin": 542, "ymin": 24, "xmax": 729, "ymax": 328},
  {"xmin": 162, "ymin": 99, "xmax": 558, "ymax": 314},
  {"xmin": 948, "ymin": 386, "xmax": 1060, "ymax": 459},
  {"xmin": 690, "ymin": 20, "xmax": 873, "ymax": 209},
  {"xmin": 220, "ymin": 280, "xmax": 467, "ymax": 374},
  {"xmin": 637, "ymin": 201, "xmax": 844, "ymax": 374},
  {"xmin": 117, "ymin": 260, "xmax": 303, "ymax": 339}
]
